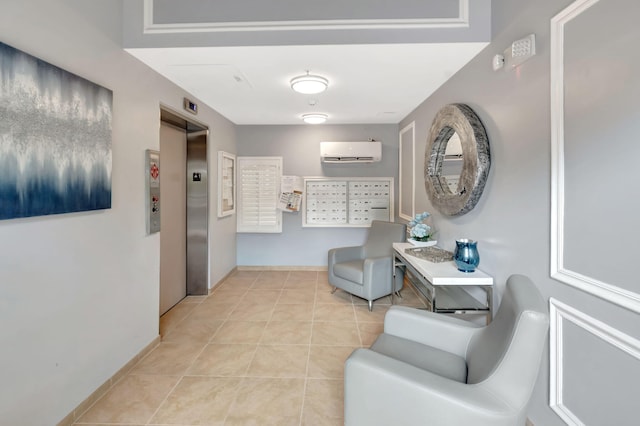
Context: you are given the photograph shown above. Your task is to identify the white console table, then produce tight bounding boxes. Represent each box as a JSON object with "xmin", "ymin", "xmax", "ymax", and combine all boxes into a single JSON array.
[{"xmin": 392, "ymin": 242, "xmax": 494, "ymax": 323}]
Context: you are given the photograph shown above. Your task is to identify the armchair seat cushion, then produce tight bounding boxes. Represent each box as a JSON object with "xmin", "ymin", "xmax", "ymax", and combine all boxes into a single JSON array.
[
  {"xmin": 333, "ymin": 260, "xmax": 365, "ymax": 284},
  {"xmin": 370, "ymin": 333, "xmax": 467, "ymax": 383}
]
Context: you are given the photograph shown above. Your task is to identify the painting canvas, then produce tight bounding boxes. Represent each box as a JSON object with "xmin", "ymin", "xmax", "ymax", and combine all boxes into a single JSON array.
[{"xmin": 0, "ymin": 41, "xmax": 112, "ymax": 220}]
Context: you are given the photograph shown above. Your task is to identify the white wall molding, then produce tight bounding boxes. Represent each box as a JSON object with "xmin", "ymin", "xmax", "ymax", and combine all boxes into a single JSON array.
[
  {"xmin": 549, "ymin": 298, "xmax": 640, "ymax": 425},
  {"xmin": 549, "ymin": 0, "xmax": 640, "ymax": 314},
  {"xmin": 143, "ymin": 0, "xmax": 470, "ymax": 34},
  {"xmin": 399, "ymin": 121, "xmax": 416, "ymax": 221}
]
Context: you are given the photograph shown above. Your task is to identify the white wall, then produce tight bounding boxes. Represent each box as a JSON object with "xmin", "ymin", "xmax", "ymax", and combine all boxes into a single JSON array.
[
  {"xmin": 400, "ymin": 0, "xmax": 640, "ymax": 424},
  {"xmin": 0, "ymin": 1, "xmax": 236, "ymax": 424},
  {"xmin": 236, "ymin": 124, "xmax": 398, "ymax": 266},
  {"xmin": 207, "ymin": 118, "xmax": 237, "ymax": 286}
]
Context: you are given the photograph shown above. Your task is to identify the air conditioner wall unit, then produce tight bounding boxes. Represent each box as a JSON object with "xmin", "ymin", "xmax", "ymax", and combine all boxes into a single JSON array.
[{"xmin": 320, "ymin": 141, "xmax": 382, "ymax": 163}]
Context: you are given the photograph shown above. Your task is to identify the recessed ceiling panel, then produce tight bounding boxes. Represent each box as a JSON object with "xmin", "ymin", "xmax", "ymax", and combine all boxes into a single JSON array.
[{"xmin": 152, "ymin": 0, "xmax": 460, "ymax": 24}]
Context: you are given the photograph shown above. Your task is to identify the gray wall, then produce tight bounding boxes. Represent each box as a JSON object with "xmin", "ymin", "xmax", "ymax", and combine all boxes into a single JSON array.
[
  {"xmin": 123, "ymin": 0, "xmax": 491, "ymax": 48},
  {"xmin": 0, "ymin": 1, "xmax": 237, "ymax": 424},
  {"xmin": 236, "ymin": 124, "xmax": 398, "ymax": 266},
  {"xmin": 400, "ymin": 0, "xmax": 640, "ymax": 424}
]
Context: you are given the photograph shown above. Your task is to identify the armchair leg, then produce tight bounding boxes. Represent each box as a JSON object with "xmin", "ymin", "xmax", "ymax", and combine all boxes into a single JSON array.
[
  {"xmin": 368, "ymin": 300, "xmax": 373, "ymax": 311},
  {"xmin": 331, "ymin": 286, "xmax": 338, "ymax": 294}
]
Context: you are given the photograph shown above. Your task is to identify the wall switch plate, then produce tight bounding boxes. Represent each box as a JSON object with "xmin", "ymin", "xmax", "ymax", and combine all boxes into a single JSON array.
[{"xmin": 504, "ymin": 34, "xmax": 536, "ymax": 69}]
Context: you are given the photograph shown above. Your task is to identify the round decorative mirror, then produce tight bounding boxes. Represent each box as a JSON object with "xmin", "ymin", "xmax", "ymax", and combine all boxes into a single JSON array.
[{"xmin": 424, "ymin": 104, "xmax": 490, "ymax": 216}]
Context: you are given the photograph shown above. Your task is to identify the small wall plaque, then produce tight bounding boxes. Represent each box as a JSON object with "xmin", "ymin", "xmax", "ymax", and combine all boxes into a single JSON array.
[{"xmin": 183, "ymin": 97, "xmax": 198, "ymax": 115}]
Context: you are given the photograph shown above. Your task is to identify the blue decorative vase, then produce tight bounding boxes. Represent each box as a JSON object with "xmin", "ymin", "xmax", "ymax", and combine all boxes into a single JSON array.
[{"xmin": 454, "ymin": 239, "xmax": 480, "ymax": 272}]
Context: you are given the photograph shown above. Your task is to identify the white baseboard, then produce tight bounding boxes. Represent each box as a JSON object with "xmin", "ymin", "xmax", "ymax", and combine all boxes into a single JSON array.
[
  {"xmin": 209, "ymin": 266, "xmax": 238, "ymax": 294},
  {"xmin": 237, "ymin": 265, "xmax": 328, "ymax": 271}
]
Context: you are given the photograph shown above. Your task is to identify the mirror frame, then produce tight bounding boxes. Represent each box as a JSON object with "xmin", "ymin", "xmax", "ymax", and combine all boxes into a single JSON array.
[{"xmin": 424, "ymin": 103, "xmax": 490, "ymax": 216}]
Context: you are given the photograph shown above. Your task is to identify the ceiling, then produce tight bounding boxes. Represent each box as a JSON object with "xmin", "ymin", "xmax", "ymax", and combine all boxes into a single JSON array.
[
  {"xmin": 123, "ymin": 0, "xmax": 490, "ymax": 125},
  {"xmin": 128, "ymin": 43, "xmax": 487, "ymax": 125}
]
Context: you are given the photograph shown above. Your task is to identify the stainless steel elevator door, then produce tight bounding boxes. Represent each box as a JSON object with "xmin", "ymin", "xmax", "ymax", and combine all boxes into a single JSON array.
[
  {"xmin": 159, "ymin": 123, "xmax": 187, "ymax": 315},
  {"xmin": 186, "ymin": 130, "xmax": 209, "ymax": 295}
]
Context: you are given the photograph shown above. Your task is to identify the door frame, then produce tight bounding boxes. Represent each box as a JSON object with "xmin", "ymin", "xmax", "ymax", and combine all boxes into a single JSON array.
[{"xmin": 159, "ymin": 106, "xmax": 210, "ymax": 311}]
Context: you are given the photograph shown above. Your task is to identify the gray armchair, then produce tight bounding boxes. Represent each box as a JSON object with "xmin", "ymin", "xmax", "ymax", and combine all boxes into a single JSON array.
[
  {"xmin": 344, "ymin": 274, "xmax": 549, "ymax": 426},
  {"xmin": 328, "ymin": 220, "xmax": 406, "ymax": 311}
]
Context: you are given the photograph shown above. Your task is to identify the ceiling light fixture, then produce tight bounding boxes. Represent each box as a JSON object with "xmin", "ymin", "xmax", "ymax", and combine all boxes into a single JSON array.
[
  {"xmin": 290, "ymin": 72, "xmax": 329, "ymax": 94},
  {"xmin": 302, "ymin": 113, "xmax": 328, "ymax": 124}
]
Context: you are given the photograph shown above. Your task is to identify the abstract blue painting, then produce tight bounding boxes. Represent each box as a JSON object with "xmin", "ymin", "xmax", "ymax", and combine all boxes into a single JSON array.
[{"xmin": 0, "ymin": 41, "xmax": 112, "ymax": 220}]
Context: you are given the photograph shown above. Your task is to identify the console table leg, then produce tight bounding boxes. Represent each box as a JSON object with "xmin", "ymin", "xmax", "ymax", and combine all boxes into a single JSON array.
[
  {"xmin": 486, "ymin": 286, "xmax": 493, "ymax": 325},
  {"xmin": 391, "ymin": 259, "xmax": 406, "ymax": 305}
]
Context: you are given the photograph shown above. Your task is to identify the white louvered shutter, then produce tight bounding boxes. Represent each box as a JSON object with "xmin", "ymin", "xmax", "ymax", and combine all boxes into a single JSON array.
[{"xmin": 236, "ymin": 156, "xmax": 282, "ymax": 233}]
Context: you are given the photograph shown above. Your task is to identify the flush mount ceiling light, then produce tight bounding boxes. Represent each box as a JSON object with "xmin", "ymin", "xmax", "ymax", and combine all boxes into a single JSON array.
[
  {"xmin": 302, "ymin": 113, "xmax": 328, "ymax": 124},
  {"xmin": 290, "ymin": 73, "xmax": 329, "ymax": 94}
]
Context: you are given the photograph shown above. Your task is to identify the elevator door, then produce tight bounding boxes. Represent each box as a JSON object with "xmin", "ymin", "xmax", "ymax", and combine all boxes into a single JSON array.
[
  {"xmin": 159, "ymin": 123, "xmax": 187, "ymax": 315},
  {"xmin": 186, "ymin": 130, "xmax": 208, "ymax": 296}
]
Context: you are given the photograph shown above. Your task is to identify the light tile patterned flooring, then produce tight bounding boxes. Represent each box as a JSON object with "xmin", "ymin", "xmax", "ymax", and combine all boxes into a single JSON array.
[{"xmin": 73, "ymin": 270, "xmax": 427, "ymax": 426}]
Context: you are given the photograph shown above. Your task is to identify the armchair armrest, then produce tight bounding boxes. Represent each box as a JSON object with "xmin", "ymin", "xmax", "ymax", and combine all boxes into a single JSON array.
[
  {"xmin": 363, "ymin": 255, "xmax": 391, "ymax": 277},
  {"xmin": 345, "ymin": 348, "xmax": 516, "ymax": 426},
  {"xmin": 383, "ymin": 306, "xmax": 480, "ymax": 358},
  {"xmin": 361, "ymin": 255, "xmax": 393, "ymax": 300},
  {"xmin": 328, "ymin": 246, "xmax": 364, "ymax": 264}
]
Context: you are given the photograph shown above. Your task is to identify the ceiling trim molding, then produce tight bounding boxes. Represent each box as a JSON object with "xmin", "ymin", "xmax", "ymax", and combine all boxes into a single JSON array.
[{"xmin": 143, "ymin": 0, "xmax": 470, "ymax": 34}]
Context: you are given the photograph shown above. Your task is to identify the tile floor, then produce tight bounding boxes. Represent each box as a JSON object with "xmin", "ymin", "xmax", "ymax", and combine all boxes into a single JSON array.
[{"xmin": 73, "ymin": 270, "xmax": 427, "ymax": 426}]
